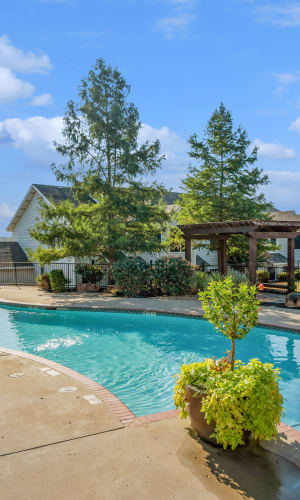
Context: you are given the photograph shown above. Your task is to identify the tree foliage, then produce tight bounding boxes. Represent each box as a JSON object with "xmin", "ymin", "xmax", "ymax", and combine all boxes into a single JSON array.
[
  {"xmin": 199, "ymin": 277, "xmax": 259, "ymax": 370},
  {"xmin": 30, "ymin": 59, "xmax": 170, "ymax": 279},
  {"xmin": 172, "ymin": 103, "xmax": 275, "ymax": 263}
]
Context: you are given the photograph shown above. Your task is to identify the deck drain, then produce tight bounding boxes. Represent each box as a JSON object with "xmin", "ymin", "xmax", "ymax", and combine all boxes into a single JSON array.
[
  {"xmin": 83, "ymin": 395, "xmax": 102, "ymax": 405},
  {"xmin": 59, "ymin": 386, "xmax": 77, "ymax": 393},
  {"xmin": 46, "ymin": 369, "xmax": 60, "ymax": 377},
  {"xmin": 9, "ymin": 372, "xmax": 25, "ymax": 378}
]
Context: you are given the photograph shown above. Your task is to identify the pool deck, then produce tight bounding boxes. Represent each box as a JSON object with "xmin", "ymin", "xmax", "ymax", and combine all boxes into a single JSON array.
[
  {"xmin": 1, "ymin": 285, "xmax": 300, "ymax": 331},
  {"xmin": 1, "ymin": 286, "xmax": 300, "ymax": 499}
]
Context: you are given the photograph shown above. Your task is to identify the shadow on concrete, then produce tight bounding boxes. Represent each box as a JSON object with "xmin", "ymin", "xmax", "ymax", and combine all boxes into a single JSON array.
[{"xmin": 177, "ymin": 427, "xmax": 300, "ymax": 500}]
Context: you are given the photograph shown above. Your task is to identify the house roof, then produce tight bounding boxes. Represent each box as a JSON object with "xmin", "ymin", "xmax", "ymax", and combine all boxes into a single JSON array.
[
  {"xmin": 32, "ymin": 184, "xmax": 93, "ymax": 205},
  {"xmin": 7, "ymin": 184, "xmax": 182, "ymax": 233},
  {"xmin": 0, "ymin": 242, "xmax": 29, "ymax": 263},
  {"xmin": 268, "ymin": 252, "xmax": 288, "ymax": 264},
  {"xmin": 6, "ymin": 184, "xmax": 95, "ymax": 232}
]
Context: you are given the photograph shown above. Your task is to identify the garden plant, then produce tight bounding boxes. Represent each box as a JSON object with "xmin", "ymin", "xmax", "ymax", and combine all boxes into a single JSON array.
[
  {"xmin": 49, "ymin": 269, "xmax": 68, "ymax": 293},
  {"xmin": 75, "ymin": 264, "xmax": 103, "ymax": 284},
  {"xmin": 174, "ymin": 277, "xmax": 283, "ymax": 450}
]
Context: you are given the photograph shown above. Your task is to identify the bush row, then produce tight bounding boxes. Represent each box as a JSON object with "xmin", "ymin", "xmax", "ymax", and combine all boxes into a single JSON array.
[{"xmin": 112, "ymin": 256, "xmax": 193, "ymax": 297}]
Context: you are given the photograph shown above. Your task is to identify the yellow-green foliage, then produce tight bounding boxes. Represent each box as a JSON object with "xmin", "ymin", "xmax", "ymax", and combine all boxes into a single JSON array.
[
  {"xmin": 199, "ymin": 277, "xmax": 259, "ymax": 344},
  {"xmin": 174, "ymin": 358, "xmax": 283, "ymax": 450}
]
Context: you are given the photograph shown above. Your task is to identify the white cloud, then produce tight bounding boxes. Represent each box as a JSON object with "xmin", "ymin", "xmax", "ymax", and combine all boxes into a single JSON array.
[
  {"xmin": 0, "ymin": 35, "xmax": 52, "ymax": 74},
  {"xmin": 264, "ymin": 170, "xmax": 300, "ymax": 211},
  {"xmin": 31, "ymin": 93, "xmax": 53, "ymax": 106},
  {"xmin": 290, "ymin": 117, "xmax": 300, "ymax": 133},
  {"xmin": 156, "ymin": 13, "xmax": 195, "ymax": 38},
  {"xmin": 274, "ymin": 71, "xmax": 300, "ymax": 84},
  {"xmin": 156, "ymin": 0, "xmax": 196, "ymax": 39},
  {"xmin": 0, "ymin": 67, "xmax": 34, "ymax": 103},
  {"xmin": 0, "ymin": 202, "xmax": 16, "ymax": 218},
  {"xmin": 0, "ymin": 116, "xmax": 63, "ymax": 160},
  {"xmin": 256, "ymin": 4, "xmax": 300, "ymax": 26},
  {"xmin": 253, "ymin": 138, "xmax": 297, "ymax": 159}
]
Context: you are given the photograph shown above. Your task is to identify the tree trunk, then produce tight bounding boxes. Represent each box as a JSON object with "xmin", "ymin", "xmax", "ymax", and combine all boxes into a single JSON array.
[{"xmin": 231, "ymin": 337, "xmax": 235, "ymax": 371}]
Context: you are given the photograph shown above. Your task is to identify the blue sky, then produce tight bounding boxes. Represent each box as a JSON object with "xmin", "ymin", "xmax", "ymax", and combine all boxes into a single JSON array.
[{"xmin": 1, "ymin": 0, "xmax": 300, "ymax": 235}]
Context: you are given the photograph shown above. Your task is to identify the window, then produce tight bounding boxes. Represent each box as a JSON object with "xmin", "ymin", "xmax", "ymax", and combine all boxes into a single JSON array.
[
  {"xmin": 295, "ymin": 235, "xmax": 300, "ymax": 250},
  {"xmin": 270, "ymin": 238, "xmax": 276, "ymax": 245}
]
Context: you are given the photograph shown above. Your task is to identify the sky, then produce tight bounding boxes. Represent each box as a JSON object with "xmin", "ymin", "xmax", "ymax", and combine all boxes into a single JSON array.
[{"xmin": 1, "ymin": 0, "xmax": 300, "ymax": 235}]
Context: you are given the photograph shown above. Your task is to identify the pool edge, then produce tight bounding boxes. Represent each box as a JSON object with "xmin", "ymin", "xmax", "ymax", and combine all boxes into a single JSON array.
[{"xmin": 1, "ymin": 298, "xmax": 300, "ymax": 334}]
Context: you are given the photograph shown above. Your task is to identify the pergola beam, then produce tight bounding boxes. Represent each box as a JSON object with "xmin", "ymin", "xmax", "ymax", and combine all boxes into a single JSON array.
[{"xmin": 249, "ymin": 232, "xmax": 299, "ymax": 239}]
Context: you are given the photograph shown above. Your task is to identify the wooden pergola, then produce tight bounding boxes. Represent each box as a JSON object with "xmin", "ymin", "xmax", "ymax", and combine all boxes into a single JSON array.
[{"xmin": 178, "ymin": 220, "xmax": 300, "ymax": 284}]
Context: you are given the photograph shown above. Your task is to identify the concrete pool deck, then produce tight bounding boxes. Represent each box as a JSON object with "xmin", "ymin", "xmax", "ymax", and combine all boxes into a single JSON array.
[
  {"xmin": 1, "ymin": 286, "xmax": 300, "ymax": 498},
  {"xmin": 1, "ymin": 349, "xmax": 300, "ymax": 500},
  {"xmin": 1, "ymin": 285, "xmax": 300, "ymax": 331}
]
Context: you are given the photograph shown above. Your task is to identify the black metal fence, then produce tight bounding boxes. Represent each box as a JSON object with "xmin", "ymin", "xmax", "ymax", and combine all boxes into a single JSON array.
[
  {"xmin": 0, "ymin": 262, "xmax": 109, "ymax": 289},
  {"xmin": 200, "ymin": 263, "xmax": 300, "ymax": 293}
]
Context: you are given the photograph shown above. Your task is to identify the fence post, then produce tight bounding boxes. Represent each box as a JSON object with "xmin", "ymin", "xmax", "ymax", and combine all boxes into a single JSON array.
[{"xmin": 14, "ymin": 263, "xmax": 17, "ymax": 286}]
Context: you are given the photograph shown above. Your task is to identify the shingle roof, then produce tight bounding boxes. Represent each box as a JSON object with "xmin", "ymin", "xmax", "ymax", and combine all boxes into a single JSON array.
[
  {"xmin": 268, "ymin": 252, "xmax": 288, "ymax": 264},
  {"xmin": 164, "ymin": 192, "xmax": 182, "ymax": 205},
  {"xmin": 33, "ymin": 184, "xmax": 94, "ymax": 204},
  {"xmin": 0, "ymin": 242, "xmax": 29, "ymax": 263}
]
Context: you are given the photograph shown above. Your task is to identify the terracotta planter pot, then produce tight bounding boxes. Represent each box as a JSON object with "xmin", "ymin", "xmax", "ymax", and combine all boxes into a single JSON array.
[
  {"xmin": 185, "ymin": 384, "xmax": 250, "ymax": 446},
  {"xmin": 76, "ymin": 283, "xmax": 99, "ymax": 292}
]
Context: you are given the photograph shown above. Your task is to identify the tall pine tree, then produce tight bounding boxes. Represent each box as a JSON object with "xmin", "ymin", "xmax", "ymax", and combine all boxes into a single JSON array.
[
  {"xmin": 175, "ymin": 103, "xmax": 274, "ymax": 263},
  {"xmin": 30, "ymin": 59, "xmax": 170, "ymax": 280}
]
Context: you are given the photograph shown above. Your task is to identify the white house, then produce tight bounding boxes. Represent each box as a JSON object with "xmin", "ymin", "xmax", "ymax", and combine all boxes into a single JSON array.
[{"xmin": 2, "ymin": 183, "xmax": 300, "ymax": 285}]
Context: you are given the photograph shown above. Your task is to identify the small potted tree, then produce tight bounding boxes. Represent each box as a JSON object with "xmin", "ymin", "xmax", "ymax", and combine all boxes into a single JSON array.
[
  {"xmin": 174, "ymin": 277, "xmax": 283, "ymax": 450},
  {"xmin": 75, "ymin": 263, "xmax": 103, "ymax": 292}
]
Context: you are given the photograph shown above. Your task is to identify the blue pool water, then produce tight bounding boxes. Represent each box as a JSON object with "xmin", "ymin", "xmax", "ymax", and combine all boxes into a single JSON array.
[{"xmin": 0, "ymin": 306, "xmax": 299, "ymax": 427}]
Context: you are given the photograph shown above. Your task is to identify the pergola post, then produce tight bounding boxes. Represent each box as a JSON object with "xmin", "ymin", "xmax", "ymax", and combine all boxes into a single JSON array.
[
  {"xmin": 185, "ymin": 238, "xmax": 192, "ymax": 263},
  {"xmin": 248, "ymin": 235, "xmax": 257, "ymax": 285},
  {"xmin": 217, "ymin": 237, "xmax": 227, "ymax": 275},
  {"xmin": 287, "ymin": 238, "xmax": 295, "ymax": 282}
]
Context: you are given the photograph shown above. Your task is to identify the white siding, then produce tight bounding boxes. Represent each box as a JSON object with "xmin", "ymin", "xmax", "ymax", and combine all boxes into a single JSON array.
[
  {"xmin": 139, "ymin": 246, "xmax": 218, "ymax": 267},
  {"xmin": 12, "ymin": 192, "xmax": 74, "ymax": 264},
  {"xmin": 12, "ymin": 193, "xmax": 41, "ymax": 254},
  {"xmin": 276, "ymin": 238, "xmax": 300, "ymax": 266}
]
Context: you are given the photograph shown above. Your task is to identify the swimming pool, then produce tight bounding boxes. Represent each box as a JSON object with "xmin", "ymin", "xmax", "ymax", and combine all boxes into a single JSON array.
[{"xmin": 0, "ymin": 305, "xmax": 299, "ymax": 428}]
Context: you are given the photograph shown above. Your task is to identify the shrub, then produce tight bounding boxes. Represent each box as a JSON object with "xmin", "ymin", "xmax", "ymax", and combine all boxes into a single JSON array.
[
  {"xmin": 36, "ymin": 273, "xmax": 51, "ymax": 291},
  {"xmin": 49, "ymin": 269, "xmax": 67, "ymax": 293},
  {"xmin": 152, "ymin": 257, "xmax": 193, "ymax": 296},
  {"xmin": 277, "ymin": 271, "xmax": 288, "ymax": 282},
  {"xmin": 295, "ymin": 270, "xmax": 300, "ymax": 280},
  {"xmin": 191, "ymin": 269, "xmax": 249, "ymax": 294},
  {"xmin": 174, "ymin": 358, "xmax": 283, "ymax": 450},
  {"xmin": 75, "ymin": 264, "xmax": 103, "ymax": 284},
  {"xmin": 190, "ymin": 271, "xmax": 210, "ymax": 293},
  {"xmin": 256, "ymin": 269, "xmax": 270, "ymax": 282},
  {"xmin": 112, "ymin": 257, "xmax": 151, "ymax": 297}
]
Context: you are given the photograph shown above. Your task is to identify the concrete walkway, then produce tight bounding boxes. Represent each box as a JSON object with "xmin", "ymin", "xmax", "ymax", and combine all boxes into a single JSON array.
[
  {"xmin": 1, "ymin": 350, "xmax": 299, "ymax": 500},
  {"xmin": 1, "ymin": 285, "xmax": 300, "ymax": 331}
]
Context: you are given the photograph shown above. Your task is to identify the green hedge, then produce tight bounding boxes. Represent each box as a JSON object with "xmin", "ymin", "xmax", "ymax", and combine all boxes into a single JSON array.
[
  {"xmin": 36, "ymin": 273, "xmax": 51, "ymax": 291},
  {"xmin": 152, "ymin": 257, "xmax": 193, "ymax": 296},
  {"xmin": 277, "ymin": 271, "xmax": 288, "ymax": 282},
  {"xmin": 75, "ymin": 264, "xmax": 103, "ymax": 284},
  {"xmin": 112, "ymin": 257, "xmax": 151, "ymax": 297},
  {"xmin": 256, "ymin": 270, "xmax": 270, "ymax": 282},
  {"xmin": 49, "ymin": 269, "xmax": 67, "ymax": 293}
]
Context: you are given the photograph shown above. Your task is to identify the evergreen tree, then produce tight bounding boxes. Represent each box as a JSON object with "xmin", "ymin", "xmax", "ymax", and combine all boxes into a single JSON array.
[
  {"xmin": 30, "ymin": 59, "xmax": 169, "ymax": 280},
  {"xmin": 175, "ymin": 103, "xmax": 274, "ymax": 263}
]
